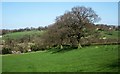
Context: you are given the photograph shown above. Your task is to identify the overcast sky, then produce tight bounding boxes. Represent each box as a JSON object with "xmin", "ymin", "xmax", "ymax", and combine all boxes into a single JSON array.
[{"xmin": 1, "ymin": 2, "xmax": 118, "ymax": 29}]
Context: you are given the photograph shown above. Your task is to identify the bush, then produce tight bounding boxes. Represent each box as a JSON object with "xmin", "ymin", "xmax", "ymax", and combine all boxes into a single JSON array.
[
  {"xmin": 17, "ymin": 43, "xmax": 29, "ymax": 53},
  {"xmin": 2, "ymin": 47, "xmax": 12, "ymax": 54},
  {"xmin": 30, "ymin": 45, "xmax": 39, "ymax": 51}
]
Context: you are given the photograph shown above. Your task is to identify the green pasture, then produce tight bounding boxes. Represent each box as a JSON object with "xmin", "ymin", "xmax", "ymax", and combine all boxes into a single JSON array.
[
  {"xmin": 2, "ymin": 45, "xmax": 119, "ymax": 72},
  {"xmin": 100, "ymin": 30, "xmax": 119, "ymax": 39},
  {"xmin": 2, "ymin": 30, "xmax": 45, "ymax": 40}
]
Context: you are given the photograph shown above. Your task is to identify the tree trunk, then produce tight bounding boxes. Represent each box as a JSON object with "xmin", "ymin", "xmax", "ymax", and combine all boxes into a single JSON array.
[
  {"xmin": 78, "ymin": 43, "xmax": 82, "ymax": 49},
  {"xmin": 60, "ymin": 45, "xmax": 63, "ymax": 49}
]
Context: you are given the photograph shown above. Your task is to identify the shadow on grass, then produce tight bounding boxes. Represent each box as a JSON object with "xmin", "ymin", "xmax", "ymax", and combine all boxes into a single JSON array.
[
  {"xmin": 104, "ymin": 58, "xmax": 120, "ymax": 71},
  {"xmin": 48, "ymin": 44, "xmax": 92, "ymax": 54},
  {"xmin": 47, "ymin": 46, "xmax": 78, "ymax": 54}
]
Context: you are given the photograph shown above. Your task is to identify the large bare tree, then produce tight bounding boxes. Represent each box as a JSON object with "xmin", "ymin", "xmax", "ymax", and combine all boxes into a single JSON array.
[
  {"xmin": 55, "ymin": 6, "xmax": 101, "ymax": 48},
  {"xmin": 40, "ymin": 6, "xmax": 100, "ymax": 49}
]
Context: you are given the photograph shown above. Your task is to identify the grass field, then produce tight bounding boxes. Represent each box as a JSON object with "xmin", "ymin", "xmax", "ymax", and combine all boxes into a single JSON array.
[
  {"xmin": 2, "ymin": 45, "xmax": 119, "ymax": 72},
  {"xmin": 2, "ymin": 30, "xmax": 45, "ymax": 40},
  {"xmin": 100, "ymin": 30, "xmax": 119, "ymax": 39}
]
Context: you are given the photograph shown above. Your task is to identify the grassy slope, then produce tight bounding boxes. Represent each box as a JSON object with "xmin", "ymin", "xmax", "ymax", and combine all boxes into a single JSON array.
[
  {"xmin": 100, "ymin": 30, "xmax": 119, "ymax": 39},
  {"xmin": 2, "ymin": 45, "xmax": 119, "ymax": 72},
  {"xmin": 2, "ymin": 30, "xmax": 44, "ymax": 40}
]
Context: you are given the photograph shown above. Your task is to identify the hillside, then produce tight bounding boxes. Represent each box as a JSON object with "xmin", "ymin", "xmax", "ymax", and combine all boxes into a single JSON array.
[
  {"xmin": 99, "ymin": 30, "xmax": 119, "ymax": 39},
  {"xmin": 2, "ymin": 45, "xmax": 119, "ymax": 72},
  {"xmin": 2, "ymin": 30, "xmax": 119, "ymax": 41},
  {"xmin": 2, "ymin": 30, "xmax": 45, "ymax": 40}
]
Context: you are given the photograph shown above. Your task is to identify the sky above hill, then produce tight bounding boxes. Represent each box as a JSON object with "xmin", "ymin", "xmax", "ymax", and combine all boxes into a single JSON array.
[{"xmin": 1, "ymin": 2, "xmax": 118, "ymax": 29}]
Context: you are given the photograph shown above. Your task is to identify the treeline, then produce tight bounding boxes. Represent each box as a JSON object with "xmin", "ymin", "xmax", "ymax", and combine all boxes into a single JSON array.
[
  {"xmin": 1, "ymin": 24, "xmax": 119, "ymax": 36},
  {"xmin": 95, "ymin": 24, "xmax": 120, "ymax": 31},
  {"xmin": 1, "ymin": 26, "xmax": 48, "ymax": 35}
]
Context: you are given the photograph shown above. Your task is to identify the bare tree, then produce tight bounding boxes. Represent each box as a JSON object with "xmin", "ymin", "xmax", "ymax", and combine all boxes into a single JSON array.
[
  {"xmin": 40, "ymin": 6, "xmax": 100, "ymax": 50},
  {"xmin": 55, "ymin": 6, "xmax": 101, "ymax": 48}
]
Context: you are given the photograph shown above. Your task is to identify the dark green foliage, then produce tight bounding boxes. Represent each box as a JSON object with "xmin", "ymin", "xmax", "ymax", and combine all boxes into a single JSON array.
[
  {"xmin": 2, "ymin": 47, "xmax": 12, "ymax": 54},
  {"xmin": 30, "ymin": 45, "xmax": 39, "ymax": 51}
]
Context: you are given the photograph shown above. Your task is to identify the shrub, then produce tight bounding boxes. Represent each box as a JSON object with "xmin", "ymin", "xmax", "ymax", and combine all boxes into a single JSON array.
[
  {"xmin": 30, "ymin": 45, "xmax": 39, "ymax": 51},
  {"xmin": 2, "ymin": 47, "xmax": 12, "ymax": 54}
]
